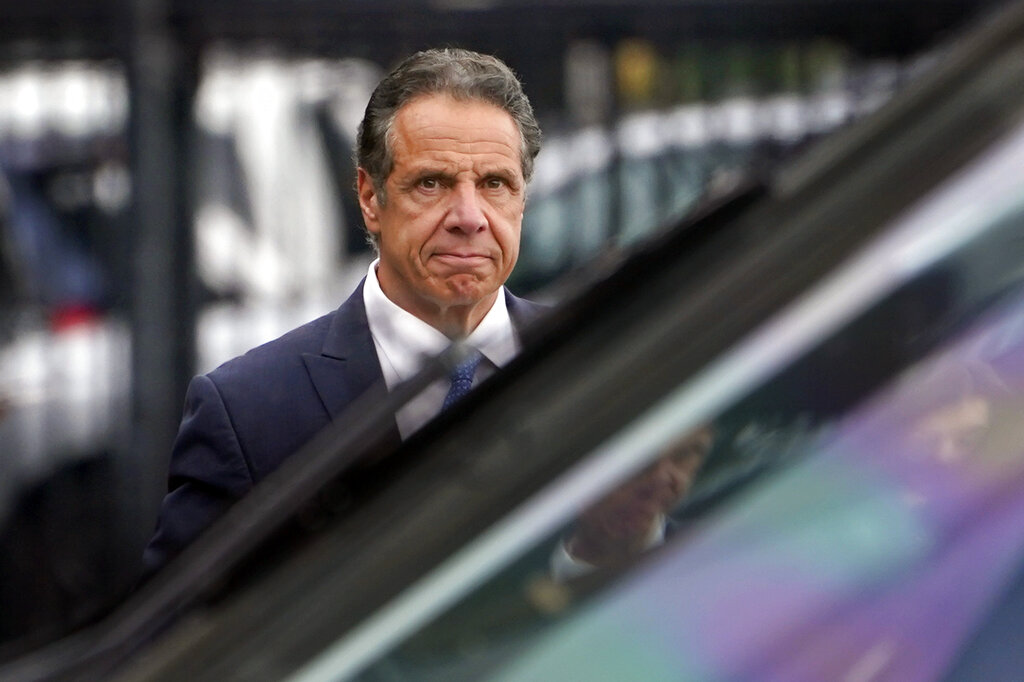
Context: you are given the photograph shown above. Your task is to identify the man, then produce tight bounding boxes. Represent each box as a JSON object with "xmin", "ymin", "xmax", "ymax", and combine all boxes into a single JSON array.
[
  {"xmin": 144, "ymin": 48, "xmax": 544, "ymax": 573},
  {"xmin": 145, "ymin": 47, "xmax": 693, "ymax": 579}
]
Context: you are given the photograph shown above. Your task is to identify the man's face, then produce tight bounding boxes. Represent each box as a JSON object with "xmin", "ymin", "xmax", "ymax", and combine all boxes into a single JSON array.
[
  {"xmin": 357, "ymin": 94, "xmax": 525, "ymax": 333},
  {"xmin": 571, "ymin": 425, "xmax": 713, "ymax": 561}
]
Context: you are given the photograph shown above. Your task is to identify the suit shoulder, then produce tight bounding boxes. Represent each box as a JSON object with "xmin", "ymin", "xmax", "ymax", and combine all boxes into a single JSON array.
[
  {"xmin": 206, "ymin": 310, "xmax": 335, "ymax": 386},
  {"xmin": 505, "ymin": 290, "xmax": 549, "ymax": 327}
]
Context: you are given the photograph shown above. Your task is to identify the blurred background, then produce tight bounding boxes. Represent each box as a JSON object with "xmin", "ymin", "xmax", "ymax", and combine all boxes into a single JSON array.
[{"xmin": 0, "ymin": 0, "xmax": 1007, "ymax": 659}]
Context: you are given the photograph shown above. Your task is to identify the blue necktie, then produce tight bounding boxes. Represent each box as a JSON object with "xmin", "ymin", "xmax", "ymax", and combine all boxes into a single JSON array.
[{"xmin": 442, "ymin": 353, "xmax": 482, "ymax": 411}]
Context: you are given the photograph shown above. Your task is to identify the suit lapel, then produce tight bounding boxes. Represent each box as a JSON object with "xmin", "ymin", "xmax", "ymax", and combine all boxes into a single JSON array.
[
  {"xmin": 505, "ymin": 289, "xmax": 547, "ymax": 336},
  {"xmin": 302, "ymin": 281, "xmax": 399, "ymax": 445},
  {"xmin": 301, "ymin": 283, "xmax": 541, "ymax": 448}
]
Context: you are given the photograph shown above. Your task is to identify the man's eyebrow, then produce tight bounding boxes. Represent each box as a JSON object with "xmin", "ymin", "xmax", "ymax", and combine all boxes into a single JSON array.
[
  {"xmin": 478, "ymin": 165, "xmax": 521, "ymax": 180},
  {"xmin": 399, "ymin": 163, "xmax": 522, "ymax": 184},
  {"xmin": 401, "ymin": 168, "xmax": 455, "ymax": 183},
  {"xmin": 407, "ymin": 163, "xmax": 451, "ymax": 175},
  {"xmin": 484, "ymin": 167, "xmax": 524, "ymax": 187},
  {"xmin": 484, "ymin": 165, "xmax": 518, "ymax": 176}
]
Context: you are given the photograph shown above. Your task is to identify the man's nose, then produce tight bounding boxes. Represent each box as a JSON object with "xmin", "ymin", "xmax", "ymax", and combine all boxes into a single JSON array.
[{"xmin": 445, "ymin": 183, "xmax": 487, "ymax": 233}]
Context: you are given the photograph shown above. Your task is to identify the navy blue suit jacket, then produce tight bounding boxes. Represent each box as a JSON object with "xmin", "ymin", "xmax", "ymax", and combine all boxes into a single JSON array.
[{"xmin": 144, "ymin": 281, "xmax": 543, "ymax": 574}]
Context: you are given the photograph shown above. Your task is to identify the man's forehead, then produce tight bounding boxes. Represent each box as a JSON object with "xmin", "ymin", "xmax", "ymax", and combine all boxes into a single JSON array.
[
  {"xmin": 393, "ymin": 95, "xmax": 517, "ymax": 140},
  {"xmin": 389, "ymin": 95, "xmax": 523, "ymax": 172},
  {"xmin": 393, "ymin": 140, "xmax": 520, "ymax": 167}
]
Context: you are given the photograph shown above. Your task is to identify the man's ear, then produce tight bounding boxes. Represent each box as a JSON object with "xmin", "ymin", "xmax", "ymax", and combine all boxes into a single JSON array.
[{"xmin": 357, "ymin": 168, "xmax": 381, "ymax": 235}]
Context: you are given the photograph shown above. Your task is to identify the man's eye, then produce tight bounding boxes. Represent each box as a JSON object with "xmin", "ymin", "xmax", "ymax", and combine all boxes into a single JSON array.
[
  {"xmin": 485, "ymin": 177, "xmax": 507, "ymax": 189},
  {"xmin": 419, "ymin": 178, "xmax": 439, "ymax": 189}
]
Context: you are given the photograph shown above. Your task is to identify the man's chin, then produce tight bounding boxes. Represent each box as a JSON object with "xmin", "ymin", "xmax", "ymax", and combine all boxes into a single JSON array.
[{"xmin": 440, "ymin": 277, "xmax": 499, "ymax": 306}]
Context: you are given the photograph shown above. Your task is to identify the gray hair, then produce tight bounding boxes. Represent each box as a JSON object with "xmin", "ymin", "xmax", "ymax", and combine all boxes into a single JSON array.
[{"xmin": 356, "ymin": 48, "xmax": 542, "ymax": 210}]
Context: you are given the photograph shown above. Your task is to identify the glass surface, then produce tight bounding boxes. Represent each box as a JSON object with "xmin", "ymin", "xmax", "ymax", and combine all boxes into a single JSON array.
[
  {"xmin": 487, "ymin": 285, "xmax": 1024, "ymax": 682},
  {"xmin": 332, "ymin": 124, "xmax": 1024, "ymax": 682}
]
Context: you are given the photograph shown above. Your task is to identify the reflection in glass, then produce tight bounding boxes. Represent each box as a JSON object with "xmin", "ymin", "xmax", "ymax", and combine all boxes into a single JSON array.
[
  {"xmin": 486, "ymin": 278, "xmax": 1024, "ymax": 682},
  {"xmin": 344, "ymin": 121, "xmax": 1024, "ymax": 681}
]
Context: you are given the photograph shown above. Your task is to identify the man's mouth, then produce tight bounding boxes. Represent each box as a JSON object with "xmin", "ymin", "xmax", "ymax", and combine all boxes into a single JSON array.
[{"xmin": 432, "ymin": 252, "xmax": 491, "ymax": 265}]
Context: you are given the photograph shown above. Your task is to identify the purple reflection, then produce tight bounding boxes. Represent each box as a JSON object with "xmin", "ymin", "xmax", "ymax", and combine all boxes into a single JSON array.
[{"xmin": 496, "ymin": 291, "xmax": 1024, "ymax": 682}]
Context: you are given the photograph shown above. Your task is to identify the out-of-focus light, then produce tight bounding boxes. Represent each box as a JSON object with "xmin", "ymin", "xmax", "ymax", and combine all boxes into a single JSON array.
[
  {"xmin": 53, "ymin": 63, "xmax": 92, "ymax": 137},
  {"xmin": 765, "ymin": 95, "xmax": 807, "ymax": 143},
  {"xmin": 570, "ymin": 127, "xmax": 613, "ymax": 175},
  {"xmin": 664, "ymin": 104, "xmax": 708, "ymax": 149},
  {"xmin": 195, "ymin": 53, "xmax": 240, "ymax": 134},
  {"xmin": 10, "ymin": 65, "xmax": 46, "ymax": 139},
  {"xmin": 717, "ymin": 97, "xmax": 759, "ymax": 145},
  {"xmin": 618, "ymin": 111, "xmax": 662, "ymax": 159},
  {"xmin": 94, "ymin": 162, "xmax": 132, "ymax": 213},
  {"xmin": 0, "ymin": 62, "xmax": 127, "ymax": 141}
]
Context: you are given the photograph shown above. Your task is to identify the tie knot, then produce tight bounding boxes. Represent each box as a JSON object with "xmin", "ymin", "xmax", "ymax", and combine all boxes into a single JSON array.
[{"xmin": 442, "ymin": 352, "xmax": 482, "ymax": 411}]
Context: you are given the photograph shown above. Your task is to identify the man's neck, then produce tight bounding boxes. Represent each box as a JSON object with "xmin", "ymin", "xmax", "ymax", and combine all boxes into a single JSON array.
[
  {"xmin": 372, "ymin": 266, "xmax": 500, "ymax": 340},
  {"xmin": 424, "ymin": 293, "xmax": 500, "ymax": 340}
]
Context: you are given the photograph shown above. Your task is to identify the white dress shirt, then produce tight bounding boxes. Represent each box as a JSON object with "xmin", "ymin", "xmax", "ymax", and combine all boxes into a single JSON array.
[{"xmin": 362, "ymin": 259, "xmax": 520, "ymax": 439}]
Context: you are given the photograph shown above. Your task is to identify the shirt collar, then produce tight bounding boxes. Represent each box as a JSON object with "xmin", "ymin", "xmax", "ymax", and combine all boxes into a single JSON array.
[{"xmin": 363, "ymin": 259, "xmax": 518, "ymax": 384}]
